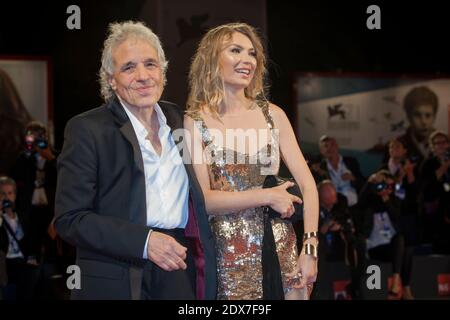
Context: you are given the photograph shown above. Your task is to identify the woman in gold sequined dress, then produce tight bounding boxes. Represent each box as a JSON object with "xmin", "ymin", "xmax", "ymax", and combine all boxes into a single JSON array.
[{"xmin": 184, "ymin": 23, "xmax": 319, "ymax": 300}]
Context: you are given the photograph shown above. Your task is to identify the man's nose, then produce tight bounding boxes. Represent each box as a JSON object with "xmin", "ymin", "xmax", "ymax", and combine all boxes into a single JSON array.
[{"xmin": 135, "ymin": 64, "xmax": 149, "ymax": 81}]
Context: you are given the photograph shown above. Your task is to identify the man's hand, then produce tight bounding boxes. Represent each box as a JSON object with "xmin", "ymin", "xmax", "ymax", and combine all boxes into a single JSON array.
[
  {"xmin": 329, "ymin": 222, "xmax": 342, "ymax": 232},
  {"xmin": 341, "ymin": 172, "xmax": 354, "ymax": 181},
  {"xmin": 147, "ymin": 231, "xmax": 188, "ymax": 271},
  {"xmin": 310, "ymin": 163, "xmax": 327, "ymax": 177},
  {"xmin": 435, "ymin": 159, "xmax": 450, "ymax": 180},
  {"xmin": 368, "ymin": 173, "xmax": 381, "ymax": 184},
  {"xmin": 47, "ymin": 220, "xmax": 57, "ymax": 240},
  {"xmin": 0, "ymin": 206, "xmax": 15, "ymax": 219}
]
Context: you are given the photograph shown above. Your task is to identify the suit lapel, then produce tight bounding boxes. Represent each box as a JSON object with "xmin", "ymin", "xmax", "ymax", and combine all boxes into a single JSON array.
[
  {"xmin": 120, "ymin": 122, "xmax": 145, "ymax": 173},
  {"xmin": 107, "ymin": 97, "xmax": 145, "ymax": 173}
]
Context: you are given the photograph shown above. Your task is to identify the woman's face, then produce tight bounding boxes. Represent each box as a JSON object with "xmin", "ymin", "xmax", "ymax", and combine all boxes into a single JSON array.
[{"xmin": 218, "ymin": 32, "xmax": 257, "ymax": 91}]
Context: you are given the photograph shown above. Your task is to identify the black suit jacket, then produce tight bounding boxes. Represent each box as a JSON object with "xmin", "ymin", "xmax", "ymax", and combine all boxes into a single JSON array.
[
  {"xmin": 358, "ymin": 185, "xmax": 402, "ymax": 239},
  {"xmin": 54, "ymin": 97, "xmax": 216, "ymax": 300}
]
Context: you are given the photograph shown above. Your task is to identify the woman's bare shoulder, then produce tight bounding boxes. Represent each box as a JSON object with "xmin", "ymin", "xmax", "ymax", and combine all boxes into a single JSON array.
[{"xmin": 267, "ymin": 102, "xmax": 288, "ymax": 123}]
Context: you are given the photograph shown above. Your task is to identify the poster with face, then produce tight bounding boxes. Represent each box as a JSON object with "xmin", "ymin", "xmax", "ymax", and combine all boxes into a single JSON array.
[{"xmin": 294, "ymin": 73, "xmax": 450, "ymax": 175}]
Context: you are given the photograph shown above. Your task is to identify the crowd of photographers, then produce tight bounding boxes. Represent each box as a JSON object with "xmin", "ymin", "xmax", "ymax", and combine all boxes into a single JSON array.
[
  {"xmin": 0, "ymin": 121, "xmax": 74, "ymax": 300},
  {"xmin": 301, "ymin": 132, "xmax": 450, "ymax": 300}
]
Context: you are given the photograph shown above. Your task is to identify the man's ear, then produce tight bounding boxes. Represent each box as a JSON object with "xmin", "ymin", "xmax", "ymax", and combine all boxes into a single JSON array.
[{"xmin": 109, "ymin": 75, "xmax": 116, "ymax": 91}]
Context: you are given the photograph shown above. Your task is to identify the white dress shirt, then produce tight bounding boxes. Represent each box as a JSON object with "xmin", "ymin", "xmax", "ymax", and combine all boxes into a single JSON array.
[
  {"xmin": 327, "ymin": 155, "xmax": 358, "ymax": 206},
  {"xmin": 121, "ymin": 101, "xmax": 189, "ymax": 258}
]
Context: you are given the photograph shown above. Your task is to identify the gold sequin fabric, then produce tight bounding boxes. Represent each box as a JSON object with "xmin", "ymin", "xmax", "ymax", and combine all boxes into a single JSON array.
[{"xmin": 190, "ymin": 103, "xmax": 298, "ymax": 300}]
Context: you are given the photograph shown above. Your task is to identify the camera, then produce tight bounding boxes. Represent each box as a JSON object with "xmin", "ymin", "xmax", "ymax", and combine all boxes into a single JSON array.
[
  {"xmin": 1, "ymin": 199, "xmax": 13, "ymax": 212},
  {"xmin": 370, "ymin": 181, "xmax": 388, "ymax": 193},
  {"xmin": 35, "ymin": 137, "xmax": 48, "ymax": 149},
  {"xmin": 24, "ymin": 134, "xmax": 48, "ymax": 153},
  {"xmin": 329, "ymin": 209, "xmax": 355, "ymax": 242},
  {"xmin": 370, "ymin": 180, "xmax": 395, "ymax": 193},
  {"xmin": 400, "ymin": 154, "xmax": 420, "ymax": 166}
]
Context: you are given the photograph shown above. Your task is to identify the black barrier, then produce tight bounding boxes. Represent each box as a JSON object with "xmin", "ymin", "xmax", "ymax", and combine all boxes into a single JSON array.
[{"xmin": 316, "ymin": 255, "xmax": 450, "ymax": 300}]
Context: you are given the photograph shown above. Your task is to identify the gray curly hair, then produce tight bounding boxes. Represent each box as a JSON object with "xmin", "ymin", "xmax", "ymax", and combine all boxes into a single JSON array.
[{"xmin": 99, "ymin": 21, "xmax": 168, "ymax": 102}]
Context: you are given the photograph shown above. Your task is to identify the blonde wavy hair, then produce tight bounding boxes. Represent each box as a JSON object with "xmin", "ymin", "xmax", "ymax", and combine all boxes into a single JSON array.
[{"xmin": 186, "ymin": 22, "xmax": 268, "ymax": 118}]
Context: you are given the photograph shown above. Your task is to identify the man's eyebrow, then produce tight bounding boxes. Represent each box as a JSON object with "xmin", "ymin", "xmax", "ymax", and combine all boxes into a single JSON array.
[
  {"xmin": 120, "ymin": 61, "xmax": 136, "ymax": 71},
  {"xmin": 143, "ymin": 58, "xmax": 159, "ymax": 64}
]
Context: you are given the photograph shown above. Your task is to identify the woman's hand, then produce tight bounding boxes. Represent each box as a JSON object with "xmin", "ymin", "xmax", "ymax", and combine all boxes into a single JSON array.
[
  {"xmin": 287, "ymin": 243, "xmax": 318, "ymax": 289},
  {"xmin": 266, "ymin": 181, "xmax": 303, "ymax": 219}
]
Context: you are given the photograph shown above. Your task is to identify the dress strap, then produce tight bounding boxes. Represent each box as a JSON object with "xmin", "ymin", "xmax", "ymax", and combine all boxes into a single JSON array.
[
  {"xmin": 259, "ymin": 100, "xmax": 275, "ymax": 129},
  {"xmin": 187, "ymin": 111, "xmax": 214, "ymax": 147}
]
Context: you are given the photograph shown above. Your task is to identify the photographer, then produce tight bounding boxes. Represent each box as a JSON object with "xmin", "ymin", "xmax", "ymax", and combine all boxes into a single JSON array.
[
  {"xmin": 319, "ymin": 181, "xmax": 355, "ymax": 261},
  {"xmin": 420, "ymin": 131, "xmax": 450, "ymax": 253},
  {"xmin": 0, "ymin": 176, "xmax": 34, "ymax": 299},
  {"xmin": 360, "ymin": 170, "xmax": 407, "ymax": 299},
  {"xmin": 380, "ymin": 138, "xmax": 420, "ymax": 299},
  {"xmin": 317, "ymin": 180, "xmax": 365, "ymax": 298},
  {"xmin": 10, "ymin": 121, "xmax": 57, "ymax": 264}
]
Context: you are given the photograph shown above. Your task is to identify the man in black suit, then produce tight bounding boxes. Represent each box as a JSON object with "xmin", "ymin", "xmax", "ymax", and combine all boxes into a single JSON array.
[{"xmin": 55, "ymin": 21, "xmax": 216, "ymax": 300}]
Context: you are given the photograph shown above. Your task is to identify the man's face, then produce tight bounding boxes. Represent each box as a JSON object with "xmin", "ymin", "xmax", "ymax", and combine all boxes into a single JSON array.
[
  {"xmin": 409, "ymin": 104, "xmax": 436, "ymax": 139},
  {"xmin": 0, "ymin": 184, "xmax": 16, "ymax": 204},
  {"xmin": 110, "ymin": 37, "xmax": 164, "ymax": 109},
  {"xmin": 319, "ymin": 139, "xmax": 339, "ymax": 159}
]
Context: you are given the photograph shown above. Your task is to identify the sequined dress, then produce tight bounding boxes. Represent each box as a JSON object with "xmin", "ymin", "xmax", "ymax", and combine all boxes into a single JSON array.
[{"xmin": 190, "ymin": 103, "xmax": 298, "ymax": 300}]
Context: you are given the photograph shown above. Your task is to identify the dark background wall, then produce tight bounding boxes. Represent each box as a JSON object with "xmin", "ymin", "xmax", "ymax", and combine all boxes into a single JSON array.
[{"xmin": 1, "ymin": 0, "xmax": 449, "ymax": 149}]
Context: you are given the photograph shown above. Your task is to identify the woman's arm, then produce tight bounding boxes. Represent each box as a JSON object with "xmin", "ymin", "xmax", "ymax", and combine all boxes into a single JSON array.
[
  {"xmin": 270, "ymin": 103, "xmax": 319, "ymax": 289},
  {"xmin": 184, "ymin": 115, "xmax": 300, "ymax": 216},
  {"xmin": 270, "ymin": 104, "xmax": 319, "ymax": 234}
]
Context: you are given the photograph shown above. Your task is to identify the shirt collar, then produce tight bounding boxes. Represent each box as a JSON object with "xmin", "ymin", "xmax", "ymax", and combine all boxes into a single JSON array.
[
  {"xmin": 119, "ymin": 98, "xmax": 168, "ymax": 140},
  {"xmin": 327, "ymin": 154, "xmax": 343, "ymax": 172}
]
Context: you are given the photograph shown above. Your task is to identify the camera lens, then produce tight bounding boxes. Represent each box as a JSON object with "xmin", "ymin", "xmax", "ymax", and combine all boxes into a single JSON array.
[
  {"xmin": 2, "ymin": 199, "xmax": 12, "ymax": 210},
  {"xmin": 35, "ymin": 138, "xmax": 48, "ymax": 149}
]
